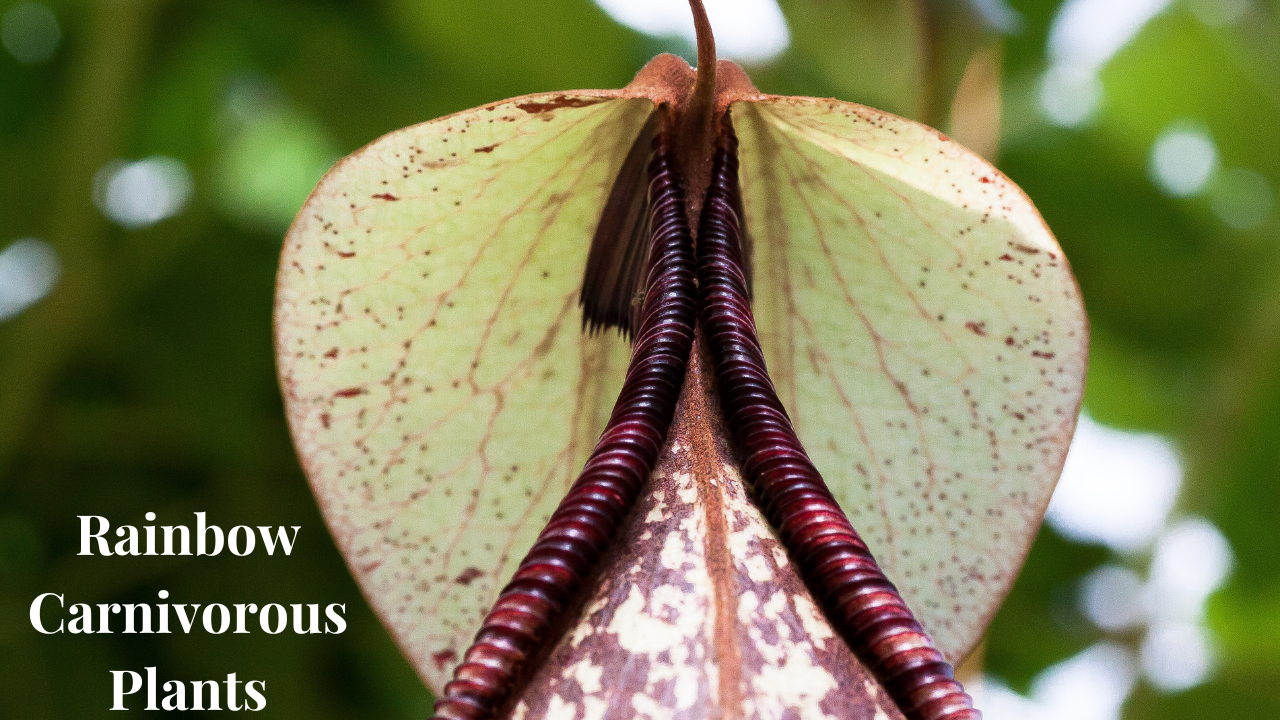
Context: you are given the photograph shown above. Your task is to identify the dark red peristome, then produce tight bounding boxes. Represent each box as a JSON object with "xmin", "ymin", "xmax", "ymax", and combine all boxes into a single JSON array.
[
  {"xmin": 430, "ymin": 123, "xmax": 698, "ymax": 720},
  {"xmin": 695, "ymin": 113, "xmax": 981, "ymax": 720}
]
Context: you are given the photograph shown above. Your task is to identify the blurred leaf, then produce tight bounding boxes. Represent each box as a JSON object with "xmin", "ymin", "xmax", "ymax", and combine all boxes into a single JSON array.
[
  {"xmin": 984, "ymin": 528, "xmax": 1108, "ymax": 690},
  {"xmin": 779, "ymin": 0, "xmax": 996, "ymax": 125},
  {"xmin": 1, "ymin": 1, "xmax": 1279, "ymax": 718},
  {"xmin": 388, "ymin": 0, "xmax": 648, "ymax": 103},
  {"xmin": 215, "ymin": 108, "xmax": 339, "ymax": 231}
]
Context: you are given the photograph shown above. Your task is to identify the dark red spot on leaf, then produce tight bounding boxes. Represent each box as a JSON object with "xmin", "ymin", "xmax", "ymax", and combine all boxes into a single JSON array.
[
  {"xmin": 965, "ymin": 321, "xmax": 987, "ymax": 337},
  {"xmin": 334, "ymin": 387, "xmax": 364, "ymax": 398},
  {"xmin": 371, "ymin": 192, "xmax": 399, "ymax": 201},
  {"xmin": 431, "ymin": 650, "xmax": 457, "ymax": 671},
  {"xmin": 323, "ymin": 347, "xmax": 339, "ymax": 359},
  {"xmin": 1032, "ymin": 350, "xmax": 1056, "ymax": 359},
  {"xmin": 474, "ymin": 143, "xmax": 499, "ymax": 153},
  {"xmin": 453, "ymin": 567, "xmax": 484, "ymax": 586},
  {"xmin": 999, "ymin": 254, "xmax": 1015, "ymax": 261},
  {"xmin": 516, "ymin": 96, "xmax": 604, "ymax": 114}
]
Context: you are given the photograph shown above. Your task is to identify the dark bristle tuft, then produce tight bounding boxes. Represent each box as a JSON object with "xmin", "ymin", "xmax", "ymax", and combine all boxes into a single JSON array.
[{"xmin": 580, "ymin": 112, "xmax": 660, "ymax": 340}]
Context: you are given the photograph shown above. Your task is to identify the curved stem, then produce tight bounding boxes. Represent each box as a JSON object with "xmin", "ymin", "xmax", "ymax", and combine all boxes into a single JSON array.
[
  {"xmin": 688, "ymin": 0, "xmax": 716, "ymax": 119},
  {"xmin": 679, "ymin": 0, "xmax": 718, "ymax": 233}
]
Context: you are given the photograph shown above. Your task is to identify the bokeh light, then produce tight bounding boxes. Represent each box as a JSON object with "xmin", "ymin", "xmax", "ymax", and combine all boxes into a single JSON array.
[
  {"xmin": 93, "ymin": 157, "xmax": 194, "ymax": 229},
  {"xmin": 1149, "ymin": 124, "xmax": 1218, "ymax": 198},
  {"xmin": 1, "ymin": 2, "xmax": 59, "ymax": 64},
  {"xmin": 1046, "ymin": 415, "xmax": 1182, "ymax": 553},
  {"xmin": 593, "ymin": 0, "xmax": 789, "ymax": 62},
  {"xmin": 1079, "ymin": 564, "xmax": 1146, "ymax": 632},
  {"xmin": 1140, "ymin": 622, "xmax": 1216, "ymax": 692},
  {"xmin": 966, "ymin": 0, "xmax": 1024, "ymax": 34},
  {"xmin": 1071, "ymin": 516, "xmax": 1233, "ymax": 695},
  {"xmin": 974, "ymin": 643, "xmax": 1138, "ymax": 720},
  {"xmin": 1147, "ymin": 517, "xmax": 1233, "ymax": 622},
  {"xmin": 1050, "ymin": 413, "xmax": 1234, "ymax": 699},
  {"xmin": 1038, "ymin": 64, "xmax": 1103, "ymax": 128},
  {"xmin": 0, "ymin": 237, "xmax": 60, "ymax": 321},
  {"xmin": 1029, "ymin": 644, "xmax": 1137, "ymax": 720},
  {"xmin": 1039, "ymin": 0, "xmax": 1173, "ymax": 127},
  {"xmin": 1047, "ymin": 0, "xmax": 1172, "ymax": 71}
]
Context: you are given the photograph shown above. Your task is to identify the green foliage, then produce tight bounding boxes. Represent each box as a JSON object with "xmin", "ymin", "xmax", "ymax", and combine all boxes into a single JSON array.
[{"xmin": 1, "ymin": 1, "xmax": 1278, "ymax": 718}]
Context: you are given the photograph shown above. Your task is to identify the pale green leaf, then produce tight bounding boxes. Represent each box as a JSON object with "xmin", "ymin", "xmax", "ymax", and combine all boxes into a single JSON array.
[
  {"xmin": 734, "ymin": 96, "xmax": 1088, "ymax": 662},
  {"xmin": 275, "ymin": 93, "xmax": 651, "ymax": 691}
]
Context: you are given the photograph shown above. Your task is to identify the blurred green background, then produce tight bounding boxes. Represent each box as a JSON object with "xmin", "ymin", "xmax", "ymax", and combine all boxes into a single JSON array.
[{"xmin": 1, "ymin": 0, "xmax": 1277, "ymax": 718}]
